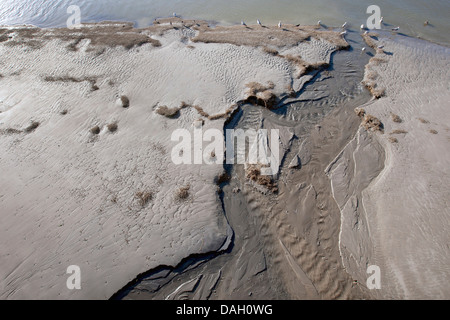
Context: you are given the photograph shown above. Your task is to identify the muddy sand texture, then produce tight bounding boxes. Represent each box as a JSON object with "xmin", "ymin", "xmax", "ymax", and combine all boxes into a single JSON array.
[
  {"xmin": 328, "ymin": 33, "xmax": 450, "ymax": 299},
  {"xmin": 0, "ymin": 19, "xmax": 348, "ymax": 299}
]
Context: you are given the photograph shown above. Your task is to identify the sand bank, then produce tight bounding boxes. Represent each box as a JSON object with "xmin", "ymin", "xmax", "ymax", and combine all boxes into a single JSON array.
[
  {"xmin": 113, "ymin": 27, "xmax": 373, "ymax": 300},
  {"xmin": 138, "ymin": 30, "xmax": 450, "ymax": 300},
  {"xmin": 0, "ymin": 19, "xmax": 348, "ymax": 299},
  {"xmin": 2, "ymin": 17, "xmax": 448, "ymax": 300},
  {"xmin": 328, "ymin": 32, "xmax": 450, "ymax": 299}
]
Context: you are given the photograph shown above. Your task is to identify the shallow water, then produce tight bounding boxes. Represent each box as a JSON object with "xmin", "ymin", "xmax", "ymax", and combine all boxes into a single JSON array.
[{"xmin": 0, "ymin": 0, "xmax": 449, "ymax": 46}]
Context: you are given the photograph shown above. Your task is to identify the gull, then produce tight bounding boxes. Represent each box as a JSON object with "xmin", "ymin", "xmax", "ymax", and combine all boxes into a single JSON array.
[
  {"xmin": 424, "ymin": 20, "xmax": 429, "ymax": 26},
  {"xmin": 380, "ymin": 17, "xmax": 384, "ymax": 24},
  {"xmin": 392, "ymin": 26, "xmax": 400, "ymax": 31},
  {"xmin": 173, "ymin": 12, "xmax": 177, "ymax": 17},
  {"xmin": 377, "ymin": 45, "xmax": 384, "ymax": 49},
  {"xmin": 257, "ymin": 19, "xmax": 262, "ymax": 26},
  {"xmin": 342, "ymin": 21, "xmax": 348, "ymax": 29},
  {"xmin": 361, "ymin": 47, "xmax": 366, "ymax": 54},
  {"xmin": 364, "ymin": 30, "xmax": 369, "ymax": 35},
  {"xmin": 278, "ymin": 21, "xmax": 282, "ymax": 28},
  {"xmin": 317, "ymin": 20, "xmax": 321, "ymax": 26},
  {"xmin": 339, "ymin": 30, "xmax": 347, "ymax": 37},
  {"xmin": 241, "ymin": 20, "xmax": 246, "ymax": 26},
  {"xmin": 360, "ymin": 24, "xmax": 365, "ymax": 30}
]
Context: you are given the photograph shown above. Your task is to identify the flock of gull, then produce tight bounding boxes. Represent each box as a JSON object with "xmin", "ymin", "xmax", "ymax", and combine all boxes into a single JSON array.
[
  {"xmin": 172, "ymin": 12, "xmax": 401, "ymax": 55},
  {"xmin": 241, "ymin": 16, "xmax": 396, "ymax": 54}
]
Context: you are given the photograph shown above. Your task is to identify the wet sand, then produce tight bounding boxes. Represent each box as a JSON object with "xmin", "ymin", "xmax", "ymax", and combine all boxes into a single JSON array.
[
  {"xmin": 115, "ymin": 29, "xmax": 374, "ymax": 300},
  {"xmin": 0, "ymin": 19, "xmax": 350, "ymax": 299},
  {"xmin": 0, "ymin": 18, "xmax": 449, "ymax": 300},
  {"xmin": 334, "ymin": 31, "xmax": 450, "ymax": 299}
]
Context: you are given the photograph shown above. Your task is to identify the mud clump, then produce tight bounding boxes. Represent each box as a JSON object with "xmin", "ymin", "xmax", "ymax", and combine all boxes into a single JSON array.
[
  {"xmin": 281, "ymin": 54, "xmax": 329, "ymax": 78},
  {"xmin": 107, "ymin": 122, "xmax": 118, "ymax": 132},
  {"xmin": 361, "ymin": 114, "xmax": 384, "ymax": 133},
  {"xmin": 156, "ymin": 105, "xmax": 179, "ymax": 118},
  {"xmin": 1, "ymin": 128, "xmax": 22, "ymax": 135},
  {"xmin": 44, "ymin": 76, "xmax": 99, "ymax": 92},
  {"xmin": 388, "ymin": 136, "xmax": 398, "ymax": 143},
  {"xmin": 135, "ymin": 191, "xmax": 153, "ymax": 207},
  {"xmin": 245, "ymin": 81, "xmax": 279, "ymax": 109},
  {"xmin": 24, "ymin": 121, "xmax": 40, "ymax": 133},
  {"xmin": 256, "ymin": 90, "xmax": 278, "ymax": 109},
  {"xmin": 192, "ymin": 105, "xmax": 209, "ymax": 118},
  {"xmin": 245, "ymin": 164, "xmax": 278, "ymax": 193},
  {"xmin": 390, "ymin": 112, "xmax": 402, "ymax": 123},
  {"xmin": 363, "ymin": 81, "xmax": 385, "ymax": 99},
  {"xmin": 155, "ymin": 101, "xmax": 237, "ymax": 121},
  {"xmin": 262, "ymin": 46, "xmax": 279, "ymax": 56},
  {"xmin": 245, "ymin": 81, "xmax": 275, "ymax": 96},
  {"xmin": 354, "ymin": 107, "xmax": 366, "ymax": 118},
  {"xmin": 176, "ymin": 185, "xmax": 191, "ymax": 201},
  {"xmin": 286, "ymin": 84, "xmax": 296, "ymax": 98},
  {"xmin": 390, "ymin": 129, "xmax": 408, "ymax": 134},
  {"xmin": 215, "ymin": 172, "xmax": 231, "ymax": 185},
  {"xmin": 90, "ymin": 125, "xmax": 101, "ymax": 135},
  {"xmin": 120, "ymin": 95, "xmax": 130, "ymax": 108}
]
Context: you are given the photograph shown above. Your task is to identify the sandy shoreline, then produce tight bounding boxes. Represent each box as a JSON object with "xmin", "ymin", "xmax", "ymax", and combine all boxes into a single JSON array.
[
  {"xmin": 332, "ymin": 31, "xmax": 450, "ymax": 299},
  {"xmin": 0, "ymin": 18, "xmax": 449, "ymax": 299}
]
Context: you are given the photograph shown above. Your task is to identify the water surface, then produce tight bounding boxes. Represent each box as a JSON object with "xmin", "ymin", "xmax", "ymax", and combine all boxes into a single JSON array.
[{"xmin": 1, "ymin": 0, "xmax": 449, "ymax": 45}]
